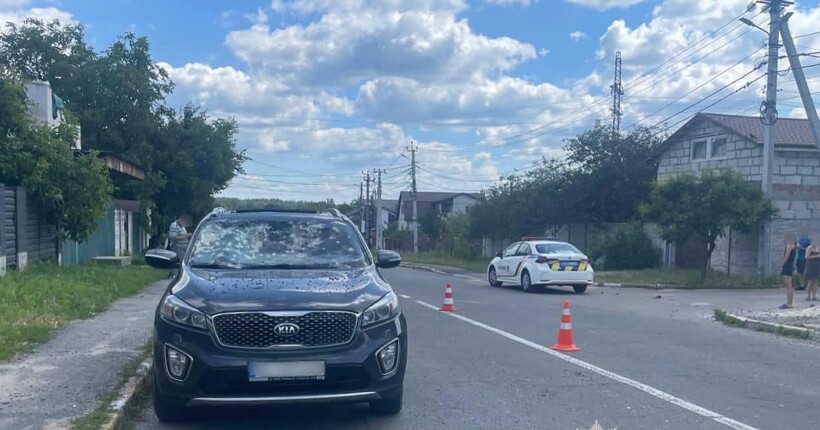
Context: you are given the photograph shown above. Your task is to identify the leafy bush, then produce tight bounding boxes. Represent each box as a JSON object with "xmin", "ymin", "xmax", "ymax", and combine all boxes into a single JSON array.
[{"xmin": 588, "ymin": 223, "xmax": 660, "ymax": 270}]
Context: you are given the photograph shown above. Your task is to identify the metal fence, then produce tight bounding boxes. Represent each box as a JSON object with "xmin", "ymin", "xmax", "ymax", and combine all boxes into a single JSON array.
[{"xmin": 0, "ymin": 184, "xmax": 59, "ymax": 272}]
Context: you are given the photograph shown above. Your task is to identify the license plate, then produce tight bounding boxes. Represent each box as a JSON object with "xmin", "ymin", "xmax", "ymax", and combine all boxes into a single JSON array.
[{"xmin": 248, "ymin": 361, "xmax": 325, "ymax": 382}]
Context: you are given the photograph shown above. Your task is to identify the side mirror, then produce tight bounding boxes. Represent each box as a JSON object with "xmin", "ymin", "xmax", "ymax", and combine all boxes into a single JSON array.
[
  {"xmin": 495, "ymin": 251, "xmax": 503, "ymax": 258},
  {"xmin": 145, "ymin": 249, "xmax": 179, "ymax": 269},
  {"xmin": 376, "ymin": 250, "xmax": 402, "ymax": 269}
]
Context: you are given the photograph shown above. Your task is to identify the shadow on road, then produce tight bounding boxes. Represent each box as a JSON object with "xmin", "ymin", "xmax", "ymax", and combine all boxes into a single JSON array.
[
  {"xmin": 497, "ymin": 285, "xmax": 583, "ymax": 296},
  {"xmin": 146, "ymin": 403, "xmax": 397, "ymax": 429}
]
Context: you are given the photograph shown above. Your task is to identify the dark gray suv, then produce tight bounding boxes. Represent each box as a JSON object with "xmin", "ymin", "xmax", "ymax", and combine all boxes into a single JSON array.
[{"xmin": 144, "ymin": 208, "xmax": 407, "ymax": 422}]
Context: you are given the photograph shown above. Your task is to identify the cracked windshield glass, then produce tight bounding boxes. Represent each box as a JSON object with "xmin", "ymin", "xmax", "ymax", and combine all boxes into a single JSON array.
[{"xmin": 1, "ymin": 1, "xmax": 819, "ymax": 430}]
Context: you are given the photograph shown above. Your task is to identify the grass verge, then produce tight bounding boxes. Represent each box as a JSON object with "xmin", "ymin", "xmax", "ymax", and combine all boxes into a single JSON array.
[
  {"xmin": 596, "ymin": 269, "xmax": 778, "ymax": 289},
  {"xmin": 714, "ymin": 308, "xmax": 812, "ymax": 340},
  {"xmin": 0, "ymin": 264, "xmax": 166, "ymax": 361},
  {"xmin": 71, "ymin": 341, "xmax": 153, "ymax": 430},
  {"xmin": 401, "ymin": 253, "xmax": 488, "ymax": 274},
  {"xmin": 713, "ymin": 309, "xmax": 746, "ymax": 327}
]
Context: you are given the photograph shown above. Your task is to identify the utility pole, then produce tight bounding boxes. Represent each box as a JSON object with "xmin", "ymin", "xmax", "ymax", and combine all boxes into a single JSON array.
[
  {"xmin": 359, "ymin": 181, "xmax": 365, "ymax": 233},
  {"xmin": 780, "ymin": 11, "xmax": 820, "ymax": 147},
  {"xmin": 408, "ymin": 141, "xmax": 419, "ymax": 255},
  {"xmin": 363, "ymin": 171, "xmax": 371, "ymax": 242},
  {"xmin": 610, "ymin": 51, "xmax": 624, "ymax": 138},
  {"xmin": 758, "ymin": 0, "xmax": 785, "ymax": 277},
  {"xmin": 375, "ymin": 169, "xmax": 385, "ymax": 250}
]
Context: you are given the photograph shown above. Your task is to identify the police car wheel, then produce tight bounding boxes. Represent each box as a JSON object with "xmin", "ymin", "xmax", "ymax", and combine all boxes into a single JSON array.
[
  {"xmin": 521, "ymin": 271, "xmax": 537, "ymax": 293},
  {"xmin": 488, "ymin": 267, "xmax": 502, "ymax": 288},
  {"xmin": 573, "ymin": 285, "xmax": 588, "ymax": 294}
]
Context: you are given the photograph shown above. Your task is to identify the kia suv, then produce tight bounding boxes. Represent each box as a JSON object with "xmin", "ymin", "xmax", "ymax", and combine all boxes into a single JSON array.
[{"xmin": 144, "ymin": 208, "xmax": 407, "ymax": 422}]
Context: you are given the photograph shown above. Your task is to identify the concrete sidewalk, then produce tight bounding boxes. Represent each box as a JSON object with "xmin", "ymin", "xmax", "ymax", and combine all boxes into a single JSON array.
[{"xmin": 0, "ymin": 280, "xmax": 167, "ymax": 430}]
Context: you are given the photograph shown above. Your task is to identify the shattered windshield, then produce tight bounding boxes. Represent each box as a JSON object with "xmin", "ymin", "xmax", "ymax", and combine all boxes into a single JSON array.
[{"xmin": 187, "ymin": 219, "xmax": 368, "ymax": 269}]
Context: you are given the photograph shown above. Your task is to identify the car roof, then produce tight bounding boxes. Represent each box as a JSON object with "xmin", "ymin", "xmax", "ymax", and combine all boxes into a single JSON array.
[
  {"xmin": 526, "ymin": 240, "xmax": 572, "ymax": 246},
  {"xmin": 203, "ymin": 208, "xmax": 346, "ymax": 222}
]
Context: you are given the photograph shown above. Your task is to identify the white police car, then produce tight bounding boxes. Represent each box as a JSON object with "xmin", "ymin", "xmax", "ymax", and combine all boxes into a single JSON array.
[{"xmin": 487, "ymin": 237, "xmax": 594, "ymax": 293}]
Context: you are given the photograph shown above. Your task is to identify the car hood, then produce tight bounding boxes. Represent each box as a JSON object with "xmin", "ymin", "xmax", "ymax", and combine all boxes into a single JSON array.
[{"xmin": 172, "ymin": 266, "xmax": 390, "ymax": 315}]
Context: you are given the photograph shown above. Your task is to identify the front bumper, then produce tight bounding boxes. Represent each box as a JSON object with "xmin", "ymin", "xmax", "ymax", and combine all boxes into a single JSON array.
[{"xmin": 153, "ymin": 313, "xmax": 408, "ymax": 407}]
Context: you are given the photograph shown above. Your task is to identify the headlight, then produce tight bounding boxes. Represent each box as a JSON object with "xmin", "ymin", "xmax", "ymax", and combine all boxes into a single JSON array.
[
  {"xmin": 160, "ymin": 295, "xmax": 208, "ymax": 330},
  {"xmin": 362, "ymin": 292, "xmax": 400, "ymax": 328}
]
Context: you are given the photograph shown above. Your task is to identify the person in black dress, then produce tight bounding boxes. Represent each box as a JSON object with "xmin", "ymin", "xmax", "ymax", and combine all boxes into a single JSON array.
[{"xmin": 780, "ymin": 234, "xmax": 797, "ymax": 309}]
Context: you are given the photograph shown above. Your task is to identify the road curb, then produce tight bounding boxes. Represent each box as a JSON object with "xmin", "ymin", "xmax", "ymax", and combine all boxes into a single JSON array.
[
  {"xmin": 597, "ymin": 282, "xmax": 676, "ymax": 290},
  {"xmin": 720, "ymin": 312, "xmax": 814, "ymax": 339},
  {"xmin": 401, "ymin": 262, "xmax": 452, "ymax": 275},
  {"xmin": 101, "ymin": 357, "xmax": 153, "ymax": 430}
]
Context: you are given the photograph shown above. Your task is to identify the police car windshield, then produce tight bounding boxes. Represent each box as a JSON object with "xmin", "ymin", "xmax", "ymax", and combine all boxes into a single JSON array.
[
  {"xmin": 187, "ymin": 218, "xmax": 368, "ymax": 269},
  {"xmin": 535, "ymin": 243, "xmax": 582, "ymax": 255}
]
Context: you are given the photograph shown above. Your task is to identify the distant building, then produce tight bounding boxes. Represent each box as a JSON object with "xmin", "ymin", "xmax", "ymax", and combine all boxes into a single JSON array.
[
  {"xmin": 345, "ymin": 199, "xmax": 398, "ymax": 232},
  {"xmin": 396, "ymin": 191, "xmax": 482, "ymax": 231},
  {"xmin": 655, "ymin": 112, "xmax": 820, "ymax": 276}
]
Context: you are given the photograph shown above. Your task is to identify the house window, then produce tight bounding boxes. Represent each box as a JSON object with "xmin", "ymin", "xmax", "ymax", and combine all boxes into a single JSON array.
[
  {"xmin": 711, "ymin": 137, "xmax": 728, "ymax": 158},
  {"xmin": 692, "ymin": 140, "xmax": 708, "ymax": 160},
  {"xmin": 691, "ymin": 136, "xmax": 728, "ymax": 161}
]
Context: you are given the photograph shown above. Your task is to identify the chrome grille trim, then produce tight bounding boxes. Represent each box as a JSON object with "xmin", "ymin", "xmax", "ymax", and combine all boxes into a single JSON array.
[{"xmin": 211, "ymin": 311, "xmax": 359, "ymax": 350}]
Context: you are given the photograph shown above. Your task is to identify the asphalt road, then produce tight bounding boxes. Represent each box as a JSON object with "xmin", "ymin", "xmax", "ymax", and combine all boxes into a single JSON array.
[{"xmin": 132, "ymin": 267, "xmax": 820, "ymax": 430}]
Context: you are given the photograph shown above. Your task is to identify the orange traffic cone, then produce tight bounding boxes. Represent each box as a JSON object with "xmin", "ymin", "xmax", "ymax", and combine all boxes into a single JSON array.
[
  {"xmin": 439, "ymin": 283, "xmax": 458, "ymax": 312},
  {"xmin": 550, "ymin": 300, "xmax": 580, "ymax": 352}
]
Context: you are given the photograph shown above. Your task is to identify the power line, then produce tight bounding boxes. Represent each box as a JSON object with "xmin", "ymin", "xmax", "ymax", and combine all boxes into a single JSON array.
[{"xmin": 628, "ymin": 46, "xmax": 766, "ymax": 128}]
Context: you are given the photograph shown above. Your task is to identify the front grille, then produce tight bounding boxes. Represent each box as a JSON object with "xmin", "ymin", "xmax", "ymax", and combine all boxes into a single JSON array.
[
  {"xmin": 212, "ymin": 311, "xmax": 358, "ymax": 348},
  {"xmin": 199, "ymin": 366, "xmax": 370, "ymax": 396}
]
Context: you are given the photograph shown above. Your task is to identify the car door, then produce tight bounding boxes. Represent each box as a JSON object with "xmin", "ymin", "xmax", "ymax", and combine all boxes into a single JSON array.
[
  {"xmin": 497, "ymin": 242, "xmax": 520, "ymax": 277},
  {"xmin": 510, "ymin": 243, "xmax": 532, "ymax": 280}
]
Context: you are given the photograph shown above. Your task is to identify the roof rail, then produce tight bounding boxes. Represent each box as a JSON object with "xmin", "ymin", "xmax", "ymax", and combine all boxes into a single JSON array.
[
  {"xmin": 326, "ymin": 208, "xmax": 343, "ymax": 218},
  {"xmin": 207, "ymin": 207, "xmax": 229, "ymax": 218}
]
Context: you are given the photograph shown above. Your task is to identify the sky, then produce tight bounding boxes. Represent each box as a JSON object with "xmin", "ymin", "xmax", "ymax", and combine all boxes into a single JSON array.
[{"xmin": 2, "ymin": 0, "xmax": 820, "ymax": 203}]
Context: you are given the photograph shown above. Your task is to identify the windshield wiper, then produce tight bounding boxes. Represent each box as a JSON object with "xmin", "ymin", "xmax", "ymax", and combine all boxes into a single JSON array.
[{"xmin": 189, "ymin": 263, "xmax": 241, "ymax": 270}]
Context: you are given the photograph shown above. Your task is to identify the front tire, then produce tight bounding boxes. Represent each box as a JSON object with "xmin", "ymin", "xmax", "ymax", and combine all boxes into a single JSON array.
[
  {"xmin": 488, "ymin": 267, "xmax": 503, "ymax": 288},
  {"xmin": 153, "ymin": 369, "xmax": 188, "ymax": 423},
  {"xmin": 370, "ymin": 389, "xmax": 403, "ymax": 415},
  {"xmin": 521, "ymin": 270, "xmax": 537, "ymax": 293},
  {"xmin": 573, "ymin": 285, "xmax": 588, "ymax": 294}
]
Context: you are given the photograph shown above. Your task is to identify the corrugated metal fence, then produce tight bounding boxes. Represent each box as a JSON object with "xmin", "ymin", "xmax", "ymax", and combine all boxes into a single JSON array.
[{"xmin": 0, "ymin": 184, "xmax": 59, "ymax": 270}]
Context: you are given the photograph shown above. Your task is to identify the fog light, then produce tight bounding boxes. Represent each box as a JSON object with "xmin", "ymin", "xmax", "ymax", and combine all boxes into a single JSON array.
[
  {"xmin": 377, "ymin": 340, "xmax": 399, "ymax": 374},
  {"xmin": 165, "ymin": 345, "xmax": 191, "ymax": 381}
]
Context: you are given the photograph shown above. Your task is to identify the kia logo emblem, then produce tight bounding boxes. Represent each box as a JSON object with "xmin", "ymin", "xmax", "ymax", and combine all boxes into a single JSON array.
[{"xmin": 273, "ymin": 323, "xmax": 300, "ymax": 337}]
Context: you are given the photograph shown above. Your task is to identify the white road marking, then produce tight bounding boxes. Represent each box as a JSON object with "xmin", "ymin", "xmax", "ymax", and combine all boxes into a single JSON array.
[
  {"xmin": 399, "ymin": 294, "xmax": 412, "ymax": 299},
  {"xmin": 411, "ymin": 299, "xmax": 759, "ymax": 430}
]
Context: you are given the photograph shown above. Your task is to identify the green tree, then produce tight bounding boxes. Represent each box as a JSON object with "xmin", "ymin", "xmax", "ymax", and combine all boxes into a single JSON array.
[
  {"xmin": 564, "ymin": 123, "xmax": 664, "ymax": 223},
  {"xmin": 152, "ymin": 105, "xmax": 247, "ymax": 228},
  {"xmin": 640, "ymin": 171, "xmax": 777, "ymax": 280},
  {"xmin": 1, "ymin": 20, "xmax": 247, "ymax": 241},
  {"xmin": 443, "ymin": 213, "xmax": 472, "ymax": 259},
  {"xmin": 0, "ymin": 69, "xmax": 112, "ymax": 241}
]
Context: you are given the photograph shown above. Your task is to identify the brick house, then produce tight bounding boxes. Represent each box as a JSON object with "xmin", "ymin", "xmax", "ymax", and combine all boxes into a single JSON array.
[
  {"xmin": 396, "ymin": 192, "xmax": 482, "ymax": 231},
  {"xmin": 656, "ymin": 112, "xmax": 820, "ymax": 276}
]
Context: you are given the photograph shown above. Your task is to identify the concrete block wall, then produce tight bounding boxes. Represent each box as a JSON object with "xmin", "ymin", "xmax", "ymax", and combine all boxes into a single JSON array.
[
  {"xmin": 709, "ymin": 228, "xmax": 759, "ymax": 277},
  {"xmin": 657, "ymin": 119, "xmax": 762, "ymax": 181},
  {"xmin": 657, "ymin": 117, "xmax": 820, "ymax": 275}
]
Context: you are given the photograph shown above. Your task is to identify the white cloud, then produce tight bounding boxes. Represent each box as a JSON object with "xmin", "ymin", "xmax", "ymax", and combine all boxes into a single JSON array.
[
  {"xmin": 178, "ymin": 0, "xmax": 820, "ymax": 201},
  {"xmin": 483, "ymin": 0, "xmax": 535, "ymax": 7},
  {"xmin": 0, "ymin": 7, "xmax": 73, "ymax": 27},
  {"xmin": 564, "ymin": 0, "xmax": 648, "ymax": 10},
  {"xmin": 225, "ymin": 5, "xmax": 536, "ymax": 88},
  {"xmin": 569, "ymin": 31, "xmax": 587, "ymax": 41}
]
